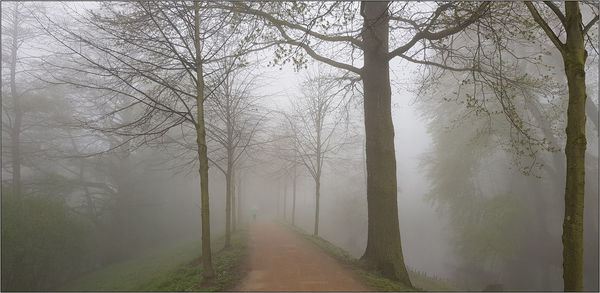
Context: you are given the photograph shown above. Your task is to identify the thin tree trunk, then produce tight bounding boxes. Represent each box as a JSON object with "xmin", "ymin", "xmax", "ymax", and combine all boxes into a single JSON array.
[
  {"xmin": 225, "ymin": 91, "xmax": 233, "ymax": 247},
  {"xmin": 362, "ymin": 137, "xmax": 367, "ymax": 194},
  {"xmin": 283, "ymin": 177, "xmax": 287, "ymax": 221},
  {"xmin": 225, "ymin": 159, "xmax": 232, "ymax": 248},
  {"xmin": 314, "ymin": 177, "xmax": 320, "ymax": 236},
  {"xmin": 359, "ymin": 1, "xmax": 412, "ymax": 286},
  {"xmin": 562, "ymin": 2, "xmax": 587, "ymax": 291},
  {"xmin": 237, "ymin": 172, "xmax": 242, "ymax": 225},
  {"xmin": 70, "ymin": 135, "xmax": 101, "ymax": 227},
  {"xmin": 194, "ymin": 1, "xmax": 214, "ymax": 279},
  {"xmin": 232, "ymin": 167, "xmax": 236, "ymax": 232},
  {"xmin": 9, "ymin": 5, "xmax": 22, "ymax": 197},
  {"xmin": 292, "ymin": 163, "xmax": 297, "ymax": 226}
]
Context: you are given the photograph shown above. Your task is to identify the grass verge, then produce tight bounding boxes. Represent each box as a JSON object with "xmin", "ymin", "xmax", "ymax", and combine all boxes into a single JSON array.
[
  {"xmin": 140, "ymin": 229, "xmax": 249, "ymax": 291},
  {"xmin": 284, "ymin": 223, "xmax": 457, "ymax": 292},
  {"xmin": 61, "ymin": 229, "xmax": 249, "ymax": 292}
]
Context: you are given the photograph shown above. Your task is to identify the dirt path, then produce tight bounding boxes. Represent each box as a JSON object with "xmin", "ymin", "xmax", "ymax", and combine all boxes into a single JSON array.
[{"xmin": 234, "ymin": 220, "xmax": 371, "ymax": 291}]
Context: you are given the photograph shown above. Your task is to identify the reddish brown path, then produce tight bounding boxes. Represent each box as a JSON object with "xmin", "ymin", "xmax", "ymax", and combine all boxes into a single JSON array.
[{"xmin": 235, "ymin": 220, "xmax": 372, "ymax": 292}]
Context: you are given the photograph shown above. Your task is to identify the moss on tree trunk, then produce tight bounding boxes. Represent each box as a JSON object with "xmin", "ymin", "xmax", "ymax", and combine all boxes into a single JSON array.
[{"xmin": 562, "ymin": 2, "xmax": 587, "ymax": 291}]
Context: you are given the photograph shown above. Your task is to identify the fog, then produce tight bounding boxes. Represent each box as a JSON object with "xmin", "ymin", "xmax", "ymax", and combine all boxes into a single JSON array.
[{"xmin": 2, "ymin": 2, "xmax": 598, "ymax": 292}]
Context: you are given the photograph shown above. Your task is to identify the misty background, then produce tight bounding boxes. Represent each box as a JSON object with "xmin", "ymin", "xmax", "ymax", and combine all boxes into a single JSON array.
[{"xmin": 1, "ymin": 1, "xmax": 598, "ymax": 292}]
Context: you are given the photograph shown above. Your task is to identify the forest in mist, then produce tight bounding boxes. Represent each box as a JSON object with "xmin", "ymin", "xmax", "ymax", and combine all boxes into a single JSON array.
[{"xmin": 1, "ymin": 1, "xmax": 598, "ymax": 292}]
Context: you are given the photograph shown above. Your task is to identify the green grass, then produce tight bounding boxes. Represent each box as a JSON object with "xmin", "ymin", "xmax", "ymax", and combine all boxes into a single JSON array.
[
  {"xmin": 285, "ymin": 223, "xmax": 458, "ymax": 292},
  {"xmin": 407, "ymin": 269, "xmax": 458, "ymax": 292},
  {"xmin": 141, "ymin": 230, "xmax": 249, "ymax": 292},
  {"xmin": 60, "ymin": 229, "xmax": 249, "ymax": 292}
]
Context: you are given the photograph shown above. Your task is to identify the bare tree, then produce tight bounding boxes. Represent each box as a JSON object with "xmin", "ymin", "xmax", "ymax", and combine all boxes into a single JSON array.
[
  {"xmin": 284, "ymin": 71, "xmax": 349, "ymax": 236},
  {"xmin": 36, "ymin": 1, "xmax": 272, "ymax": 278},
  {"xmin": 1, "ymin": 2, "xmax": 49, "ymax": 197},
  {"xmin": 416, "ymin": 2, "xmax": 598, "ymax": 290},
  {"xmin": 211, "ymin": 2, "xmax": 491, "ymax": 283},
  {"xmin": 204, "ymin": 62, "xmax": 267, "ymax": 248},
  {"xmin": 522, "ymin": 3, "xmax": 597, "ymax": 290}
]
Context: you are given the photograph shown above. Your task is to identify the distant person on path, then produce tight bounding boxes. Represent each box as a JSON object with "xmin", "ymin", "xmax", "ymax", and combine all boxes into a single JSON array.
[{"xmin": 251, "ymin": 205, "xmax": 258, "ymax": 221}]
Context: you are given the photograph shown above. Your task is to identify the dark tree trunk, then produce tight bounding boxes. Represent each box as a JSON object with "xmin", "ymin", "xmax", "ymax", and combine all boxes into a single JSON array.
[
  {"xmin": 359, "ymin": 1, "xmax": 412, "ymax": 286},
  {"xmin": 194, "ymin": 1, "xmax": 214, "ymax": 279},
  {"xmin": 561, "ymin": 3, "xmax": 587, "ymax": 291}
]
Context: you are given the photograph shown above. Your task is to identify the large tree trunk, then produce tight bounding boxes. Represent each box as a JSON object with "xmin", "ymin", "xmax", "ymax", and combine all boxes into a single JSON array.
[
  {"xmin": 314, "ymin": 177, "xmax": 320, "ymax": 236},
  {"xmin": 194, "ymin": 1, "xmax": 214, "ymax": 279},
  {"xmin": 359, "ymin": 1, "xmax": 412, "ymax": 286},
  {"xmin": 561, "ymin": 2, "xmax": 587, "ymax": 291}
]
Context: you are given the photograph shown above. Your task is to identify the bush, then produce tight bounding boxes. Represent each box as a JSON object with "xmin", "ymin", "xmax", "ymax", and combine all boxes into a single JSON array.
[{"xmin": 1, "ymin": 191, "xmax": 92, "ymax": 291}]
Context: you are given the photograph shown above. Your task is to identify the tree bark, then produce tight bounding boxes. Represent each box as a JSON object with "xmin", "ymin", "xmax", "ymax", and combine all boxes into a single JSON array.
[
  {"xmin": 561, "ymin": 2, "xmax": 587, "ymax": 291},
  {"xmin": 194, "ymin": 1, "xmax": 214, "ymax": 279},
  {"xmin": 359, "ymin": 1, "xmax": 413, "ymax": 286}
]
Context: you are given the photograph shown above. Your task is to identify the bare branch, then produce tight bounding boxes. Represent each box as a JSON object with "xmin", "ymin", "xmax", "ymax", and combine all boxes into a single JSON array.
[
  {"xmin": 543, "ymin": 1, "xmax": 566, "ymax": 28},
  {"xmin": 525, "ymin": 1, "xmax": 566, "ymax": 55},
  {"xmin": 388, "ymin": 2, "xmax": 490, "ymax": 59},
  {"xmin": 583, "ymin": 14, "xmax": 599, "ymax": 35}
]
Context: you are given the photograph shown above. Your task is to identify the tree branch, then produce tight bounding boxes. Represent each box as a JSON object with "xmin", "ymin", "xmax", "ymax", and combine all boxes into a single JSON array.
[
  {"xmin": 388, "ymin": 2, "xmax": 490, "ymax": 60},
  {"xmin": 525, "ymin": 1, "xmax": 566, "ymax": 55},
  {"xmin": 543, "ymin": 1, "xmax": 566, "ymax": 28},
  {"xmin": 397, "ymin": 53, "xmax": 479, "ymax": 72},
  {"xmin": 583, "ymin": 15, "xmax": 599, "ymax": 35},
  {"xmin": 213, "ymin": 2, "xmax": 362, "ymax": 75}
]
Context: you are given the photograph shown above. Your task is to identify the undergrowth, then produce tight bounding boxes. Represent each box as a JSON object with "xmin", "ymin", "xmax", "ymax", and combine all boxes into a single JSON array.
[{"xmin": 61, "ymin": 229, "xmax": 249, "ymax": 292}]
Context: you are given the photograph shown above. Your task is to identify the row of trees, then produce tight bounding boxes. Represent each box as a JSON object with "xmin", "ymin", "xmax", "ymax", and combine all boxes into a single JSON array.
[
  {"xmin": 38, "ymin": 1, "xmax": 272, "ymax": 279},
  {"xmin": 2, "ymin": 1, "xmax": 266, "ymax": 288},
  {"xmin": 416, "ymin": 2, "xmax": 598, "ymax": 290},
  {"xmin": 2, "ymin": 1, "xmax": 597, "ymax": 291},
  {"xmin": 212, "ymin": 2, "xmax": 597, "ymax": 289},
  {"xmin": 268, "ymin": 67, "xmax": 355, "ymax": 236}
]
